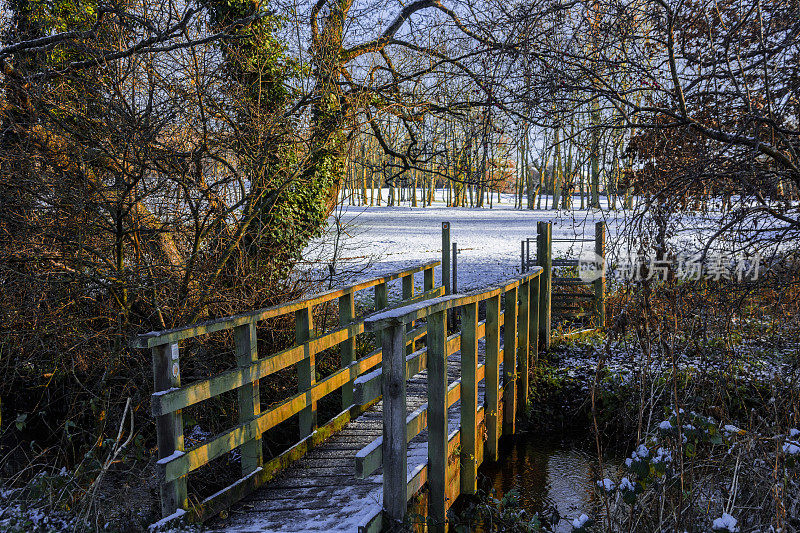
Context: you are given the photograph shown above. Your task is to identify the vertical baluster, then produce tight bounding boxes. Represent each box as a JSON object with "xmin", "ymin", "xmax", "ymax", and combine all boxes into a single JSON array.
[
  {"xmin": 529, "ymin": 275, "xmax": 541, "ymax": 369},
  {"xmin": 427, "ymin": 308, "xmax": 448, "ymax": 531},
  {"xmin": 382, "ymin": 319, "xmax": 407, "ymax": 526},
  {"xmin": 374, "ymin": 281, "xmax": 388, "ymax": 352},
  {"xmin": 152, "ymin": 342, "xmax": 188, "ymax": 517},
  {"xmin": 485, "ymin": 295, "xmax": 501, "ymax": 461},
  {"xmin": 339, "ymin": 293, "xmax": 356, "ymax": 410},
  {"xmin": 503, "ymin": 287, "xmax": 518, "ymax": 436},
  {"xmin": 517, "ymin": 280, "xmax": 530, "ymax": 412},
  {"xmin": 296, "ymin": 305, "xmax": 317, "ymax": 438},
  {"xmin": 235, "ymin": 322, "xmax": 262, "ymax": 475},
  {"xmin": 461, "ymin": 301, "xmax": 478, "ymax": 494},
  {"xmin": 424, "ymin": 265, "xmax": 435, "ymax": 293},
  {"xmin": 402, "ymin": 273, "xmax": 415, "ymax": 354}
]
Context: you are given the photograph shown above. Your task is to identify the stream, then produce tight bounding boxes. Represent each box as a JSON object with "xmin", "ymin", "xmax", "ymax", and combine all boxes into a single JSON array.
[{"xmin": 475, "ymin": 435, "xmax": 622, "ymax": 532}]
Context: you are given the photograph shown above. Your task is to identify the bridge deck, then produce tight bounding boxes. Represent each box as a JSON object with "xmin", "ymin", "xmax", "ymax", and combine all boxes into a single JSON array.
[{"xmin": 209, "ymin": 341, "xmax": 495, "ymax": 532}]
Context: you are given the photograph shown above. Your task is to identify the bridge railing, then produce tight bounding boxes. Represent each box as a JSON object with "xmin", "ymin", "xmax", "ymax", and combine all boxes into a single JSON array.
[
  {"xmin": 134, "ymin": 260, "xmax": 443, "ymax": 523},
  {"xmin": 362, "ymin": 266, "xmax": 544, "ymax": 532}
]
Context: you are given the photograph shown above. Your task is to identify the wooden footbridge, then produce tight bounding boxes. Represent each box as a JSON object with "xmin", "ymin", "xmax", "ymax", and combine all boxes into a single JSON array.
[{"xmin": 136, "ymin": 222, "xmax": 593, "ymax": 532}]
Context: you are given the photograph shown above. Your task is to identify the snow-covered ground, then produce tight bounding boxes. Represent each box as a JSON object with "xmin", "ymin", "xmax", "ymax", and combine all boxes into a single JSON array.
[{"xmin": 301, "ymin": 193, "xmax": 629, "ymax": 293}]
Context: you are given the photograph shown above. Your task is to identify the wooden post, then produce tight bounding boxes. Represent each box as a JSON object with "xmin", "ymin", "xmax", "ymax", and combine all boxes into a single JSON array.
[
  {"xmin": 594, "ymin": 221, "xmax": 606, "ymax": 327},
  {"xmin": 503, "ymin": 287, "xmax": 518, "ymax": 436},
  {"xmin": 402, "ymin": 274, "xmax": 415, "ymax": 354},
  {"xmin": 296, "ymin": 305, "xmax": 317, "ymax": 438},
  {"xmin": 537, "ymin": 222, "xmax": 552, "ymax": 350},
  {"xmin": 520, "ymin": 240, "xmax": 525, "ymax": 273},
  {"xmin": 424, "ymin": 265, "xmax": 435, "ymax": 292},
  {"xmin": 485, "ymin": 295, "xmax": 501, "ymax": 461},
  {"xmin": 517, "ymin": 280, "xmax": 530, "ymax": 412},
  {"xmin": 442, "ymin": 222, "xmax": 451, "ymax": 295},
  {"xmin": 460, "ymin": 301, "xmax": 478, "ymax": 494},
  {"xmin": 235, "ymin": 323, "xmax": 263, "ymax": 475},
  {"xmin": 427, "ymin": 309, "xmax": 448, "ymax": 531},
  {"xmin": 452, "ymin": 243, "xmax": 458, "ymax": 293},
  {"xmin": 152, "ymin": 342, "xmax": 188, "ymax": 517},
  {"xmin": 382, "ymin": 320, "xmax": 408, "ymax": 526},
  {"xmin": 339, "ymin": 293, "xmax": 356, "ymax": 409},
  {"xmin": 529, "ymin": 275, "xmax": 540, "ymax": 369}
]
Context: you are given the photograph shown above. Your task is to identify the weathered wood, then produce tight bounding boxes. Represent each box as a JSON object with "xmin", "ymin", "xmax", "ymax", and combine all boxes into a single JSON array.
[
  {"xmin": 339, "ymin": 293, "xmax": 356, "ymax": 410},
  {"xmin": 484, "ymin": 294, "xmax": 501, "ymax": 461},
  {"xmin": 296, "ymin": 305, "xmax": 317, "ymax": 438},
  {"xmin": 159, "ymin": 350, "xmax": 381, "ymax": 482},
  {"xmin": 595, "ymin": 221, "xmax": 606, "ymax": 327},
  {"xmin": 517, "ymin": 280, "xmax": 530, "ymax": 412},
  {"xmin": 503, "ymin": 287, "xmax": 518, "ymax": 436},
  {"xmin": 135, "ymin": 261, "xmax": 441, "ymax": 348},
  {"xmin": 529, "ymin": 276, "xmax": 540, "ymax": 371},
  {"xmin": 402, "ymin": 273, "xmax": 415, "ymax": 354},
  {"xmin": 355, "ymin": 369, "xmax": 472, "ymax": 478},
  {"xmin": 151, "ymin": 344, "xmax": 304, "ymax": 417},
  {"xmin": 460, "ymin": 301, "xmax": 478, "ymax": 494},
  {"xmin": 424, "ymin": 265, "xmax": 435, "ymax": 292},
  {"xmin": 235, "ymin": 323, "xmax": 262, "ymax": 475},
  {"xmin": 537, "ymin": 221, "xmax": 552, "ymax": 350},
  {"xmin": 152, "ymin": 343, "xmax": 188, "ymax": 517},
  {"xmin": 364, "ymin": 271, "xmax": 541, "ymax": 332},
  {"xmin": 427, "ymin": 309, "xmax": 448, "ymax": 532},
  {"xmin": 442, "ymin": 221, "xmax": 451, "ymax": 295},
  {"xmin": 381, "ymin": 320, "xmax": 407, "ymax": 526}
]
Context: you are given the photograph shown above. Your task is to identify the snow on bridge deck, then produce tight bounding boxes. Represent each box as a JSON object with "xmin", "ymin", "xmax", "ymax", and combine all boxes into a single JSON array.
[{"xmin": 208, "ymin": 341, "xmax": 498, "ymax": 532}]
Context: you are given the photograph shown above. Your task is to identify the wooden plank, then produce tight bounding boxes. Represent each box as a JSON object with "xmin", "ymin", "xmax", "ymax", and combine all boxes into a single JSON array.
[
  {"xmin": 460, "ymin": 301, "xmax": 478, "ymax": 495},
  {"xmin": 151, "ymin": 344, "xmax": 304, "ymax": 417},
  {"xmin": 160, "ymin": 359, "xmax": 375, "ymax": 482},
  {"xmin": 296, "ymin": 305, "xmax": 317, "ymax": 438},
  {"xmin": 381, "ymin": 321, "xmax": 407, "ymax": 526},
  {"xmin": 339, "ymin": 293, "xmax": 356, "ymax": 410},
  {"xmin": 427, "ymin": 309, "xmax": 448, "ymax": 532},
  {"xmin": 503, "ymin": 287, "xmax": 518, "ymax": 436},
  {"xmin": 152, "ymin": 342, "xmax": 188, "ymax": 517},
  {"xmin": 135, "ymin": 261, "xmax": 441, "ymax": 348},
  {"xmin": 484, "ymin": 294, "xmax": 501, "ymax": 461},
  {"xmin": 355, "ymin": 377, "xmax": 464, "ymax": 479},
  {"xmin": 235, "ymin": 323, "xmax": 262, "ymax": 475}
]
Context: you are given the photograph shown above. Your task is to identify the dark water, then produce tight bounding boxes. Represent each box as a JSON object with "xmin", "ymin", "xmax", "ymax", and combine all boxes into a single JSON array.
[{"xmin": 475, "ymin": 435, "xmax": 621, "ymax": 532}]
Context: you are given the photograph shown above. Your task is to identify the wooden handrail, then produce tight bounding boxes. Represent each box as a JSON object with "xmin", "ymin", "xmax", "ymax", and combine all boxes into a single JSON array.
[
  {"xmin": 363, "ymin": 265, "xmax": 548, "ymax": 531},
  {"xmin": 139, "ymin": 260, "xmax": 443, "ymax": 522},
  {"xmin": 364, "ymin": 268, "xmax": 542, "ymax": 331}
]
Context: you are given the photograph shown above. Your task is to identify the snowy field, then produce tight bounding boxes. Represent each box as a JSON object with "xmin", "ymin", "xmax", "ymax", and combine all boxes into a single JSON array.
[{"xmin": 301, "ymin": 192, "xmax": 631, "ymax": 294}]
